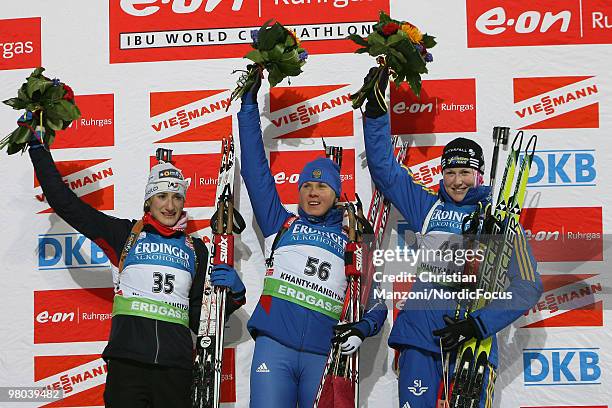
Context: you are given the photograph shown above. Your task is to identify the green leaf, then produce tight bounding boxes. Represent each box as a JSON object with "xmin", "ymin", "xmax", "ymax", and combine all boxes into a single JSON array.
[
  {"xmin": 368, "ymin": 43, "xmax": 387, "ymax": 57},
  {"xmin": 422, "ymin": 34, "xmax": 437, "ymax": 49},
  {"xmin": 267, "ymin": 65, "xmax": 285, "ymax": 88},
  {"xmin": 30, "ymin": 67, "xmax": 45, "ymax": 78},
  {"xmin": 7, "ymin": 142, "xmax": 26, "ymax": 155},
  {"xmin": 386, "ymin": 32, "xmax": 405, "ymax": 47},
  {"xmin": 388, "ymin": 48, "xmax": 408, "ymax": 65},
  {"xmin": 379, "ymin": 10, "xmax": 392, "ymax": 25},
  {"xmin": 258, "ymin": 22, "xmax": 286, "ymax": 51},
  {"xmin": 284, "ymin": 33, "xmax": 296, "ymax": 47},
  {"xmin": 26, "ymin": 76, "xmax": 52, "ymax": 100},
  {"xmin": 267, "ymin": 43, "xmax": 285, "ymax": 61},
  {"xmin": 3, "ymin": 98, "xmax": 28, "ymax": 110},
  {"xmin": 406, "ymin": 73, "xmax": 422, "ymax": 97},
  {"xmin": 13, "ymin": 125, "xmax": 32, "ymax": 144},
  {"xmin": 18, "ymin": 85, "xmax": 28, "ymax": 101},
  {"xmin": 245, "ymin": 49, "xmax": 264, "ymax": 64},
  {"xmin": 395, "ymin": 41, "xmax": 427, "ymax": 74},
  {"xmin": 368, "ymin": 32, "xmax": 386, "ymax": 46},
  {"xmin": 46, "ymin": 117, "xmax": 63, "ymax": 131},
  {"xmin": 54, "ymin": 100, "xmax": 81, "ymax": 121},
  {"xmin": 347, "ymin": 34, "xmax": 369, "ymax": 47},
  {"xmin": 42, "ymin": 84, "xmax": 65, "ymax": 101}
]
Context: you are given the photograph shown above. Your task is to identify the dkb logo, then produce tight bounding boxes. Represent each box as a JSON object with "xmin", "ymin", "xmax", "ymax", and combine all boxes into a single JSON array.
[
  {"xmin": 527, "ymin": 149, "xmax": 596, "ymax": 188},
  {"xmin": 38, "ymin": 232, "xmax": 109, "ymax": 270},
  {"xmin": 523, "ymin": 347, "xmax": 601, "ymax": 386}
]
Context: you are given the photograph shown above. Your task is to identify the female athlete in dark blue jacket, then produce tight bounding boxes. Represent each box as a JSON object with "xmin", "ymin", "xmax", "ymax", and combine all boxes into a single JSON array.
[
  {"xmin": 360, "ymin": 68, "xmax": 543, "ymax": 408},
  {"xmin": 237, "ymin": 75, "xmax": 387, "ymax": 408}
]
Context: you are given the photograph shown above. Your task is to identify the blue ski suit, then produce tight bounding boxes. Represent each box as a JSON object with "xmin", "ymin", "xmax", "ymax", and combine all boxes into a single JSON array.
[
  {"xmin": 238, "ymin": 102, "xmax": 387, "ymax": 408},
  {"xmin": 363, "ymin": 114, "xmax": 543, "ymax": 408}
]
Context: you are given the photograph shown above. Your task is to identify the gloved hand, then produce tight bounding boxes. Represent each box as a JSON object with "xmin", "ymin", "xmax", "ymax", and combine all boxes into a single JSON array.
[
  {"xmin": 364, "ymin": 66, "xmax": 389, "ymax": 118},
  {"xmin": 432, "ymin": 315, "xmax": 481, "ymax": 352},
  {"xmin": 210, "ymin": 264, "xmax": 245, "ymax": 295},
  {"xmin": 18, "ymin": 111, "xmax": 44, "ymax": 147},
  {"xmin": 241, "ymin": 64, "xmax": 263, "ymax": 105},
  {"xmin": 331, "ymin": 321, "xmax": 368, "ymax": 355}
]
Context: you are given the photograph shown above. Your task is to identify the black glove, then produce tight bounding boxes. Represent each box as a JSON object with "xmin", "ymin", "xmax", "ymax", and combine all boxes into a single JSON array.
[
  {"xmin": 364, "ymin": 66, "xmax": 389, "ymax": 118},
  {"xmin": 331, "ymin": 322, "xmax": 367, "ymax": 355},
  {"xmin": 432, "ymin": 315, "xmax": 480, "ymax": 352},
  {"xmin": 241, "ymin": 64, "xmax": 263, "ymax": 105}
]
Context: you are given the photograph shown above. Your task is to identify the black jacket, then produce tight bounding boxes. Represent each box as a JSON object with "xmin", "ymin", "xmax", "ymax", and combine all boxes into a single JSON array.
[{"xmin": 30, "ymin": 147, "xmax": 245, "ymax": 369}]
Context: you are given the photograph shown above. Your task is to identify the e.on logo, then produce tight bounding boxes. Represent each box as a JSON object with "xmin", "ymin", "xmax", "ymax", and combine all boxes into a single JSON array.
[
  {"xmin": 0, "ymin": 17, "xmax": 41, "ymax": 70},
  {"xmin": 269, "ymin": 149, "xmax": 355, "ymax": 204},
  {"xmin": 467, "ymin": 0, "xmax": 612, "ymax": 48},
  {"xmin": 34, "ymin": 288, "xmax": 114, "ymax": 344},
  {"xmin": 110, "ymin": 0, "xmax": 389, "ymax": 63},
  {"xmin": 53, "ymin": 94, "xmax": 115, "ymax": 149},
  {"xmin": 520, "ymin": 207, "xmax": 602, "ymax": 262},
  {"xmin": 390, "ymin": 79, "xmax": 476, "ymax": 135}
]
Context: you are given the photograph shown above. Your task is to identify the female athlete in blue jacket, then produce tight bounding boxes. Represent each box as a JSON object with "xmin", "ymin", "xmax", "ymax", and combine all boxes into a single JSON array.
[
  {"xmin": 237, "ymin": 73, "xmax": 387, "ymax": 408},
  {"xmin": 360, "ymin": 68, "xmax": 543, "ymax": 408}
]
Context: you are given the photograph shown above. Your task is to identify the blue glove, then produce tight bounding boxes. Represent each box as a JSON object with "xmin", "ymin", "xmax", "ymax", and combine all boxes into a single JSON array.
[{"xmin": 210, "ymin": 264, "xmax": 245, "ymax": 295}]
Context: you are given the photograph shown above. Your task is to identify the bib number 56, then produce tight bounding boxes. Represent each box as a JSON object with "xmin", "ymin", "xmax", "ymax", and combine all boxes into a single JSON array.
[{"xmin": 304, "ymin": 256, "xmax": 331, "ymax": 281}]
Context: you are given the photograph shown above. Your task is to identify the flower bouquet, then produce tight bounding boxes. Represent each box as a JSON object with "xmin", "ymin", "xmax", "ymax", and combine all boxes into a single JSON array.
[
  {"xmin": 230, "ymin": 20, "xmax": 308, "ymax": 102},
  {"xmin": 349, "ymin": 11, "xmax": 436, "ymax": 109},
  {"xmin": 1, "ymin": 67, "xmax": 80, "ymax": 154}
]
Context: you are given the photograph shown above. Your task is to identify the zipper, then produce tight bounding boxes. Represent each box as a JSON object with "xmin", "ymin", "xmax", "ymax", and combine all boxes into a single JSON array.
[{"xmin": 154, "ymin": 320, "xmax": 160, "ymax": 364}]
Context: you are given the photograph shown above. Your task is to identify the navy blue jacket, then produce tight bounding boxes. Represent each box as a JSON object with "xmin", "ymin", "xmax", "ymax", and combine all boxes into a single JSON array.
[
  {"xmin": 363, "ymin": 114, "xmax": 543, "ymax": 365},
  {"xmin": 238, "ymin": 102, "xmax": 387, "ymax": 355}
]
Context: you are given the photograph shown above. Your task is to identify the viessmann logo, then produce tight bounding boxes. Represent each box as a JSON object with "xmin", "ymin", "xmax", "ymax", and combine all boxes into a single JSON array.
[
  {"xmin": 35, "ymin": 354, "xmax": 107, "ymax": 406},
  {"xmin": 53, "ymin": 94, "xmax": 115, "ymax": 149},
  {"xmin": 150, "ymin": 89, "xmax": 237, "ymax": 143},
  {"xmin": 34, "ymin": 288, "xmax": 114, "ymax": 344},
  {"xmin": 519, "ymin": 274, "xmax": 603, "ymax": 328},
  {"xmin": 513, "ymin": 76, "xmax": 599, "ymax": 129},
  {"xmin": 467, "ymin": 0, "xmax": 612, "ymax": 48},
  {"xmin": 520, "ymin": 207, "xmax": 602, "ymax": 262},
  {"xmin": 34, "ymin": 159, "xmax": 115, "ymax": 213},
  {"xmin": 269, "ymin": 149, "xmax": 355, "ymax": 204},
  {"xmin": 0, "ymin": 17, "xmax": 41, "ymax": 70},
  {"xmin": 390, "ymin": 79, "xmax": 476, "ymax": 135},
  {"xmin": 268, "ymin": 85, "xmax": 353, "ymax": 139},
  {"xmin": 404, "ymin": 145, "xmax": 445, "ymax": 191},
  {"xmin": 110, "ymin": 0, "xmax": 389, "ymax": 63}
]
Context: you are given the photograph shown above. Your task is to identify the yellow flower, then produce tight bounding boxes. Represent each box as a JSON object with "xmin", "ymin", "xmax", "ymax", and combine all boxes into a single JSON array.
[{"xmin": 401, "ymin": 23, "xmax": 423, "ymax": 44}]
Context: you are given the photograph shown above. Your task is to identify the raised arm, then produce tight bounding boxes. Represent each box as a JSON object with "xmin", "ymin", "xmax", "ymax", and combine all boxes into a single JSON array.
[
  {"xmin": 237, "ymin": 82, "xmax": 291, "ymax": 238},
  {"xmin": 361, "ymin": 68, "xmax": 438, "ymax": 231},
  {"xmin": 29, "ymin": 144, "xmax": 133, "ymax": 266}
]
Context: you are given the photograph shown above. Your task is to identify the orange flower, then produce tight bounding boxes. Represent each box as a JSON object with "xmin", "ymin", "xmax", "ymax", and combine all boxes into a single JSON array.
[{"xmin": 401, "ymin": 23, "xmax": 423, "ymax": 43}]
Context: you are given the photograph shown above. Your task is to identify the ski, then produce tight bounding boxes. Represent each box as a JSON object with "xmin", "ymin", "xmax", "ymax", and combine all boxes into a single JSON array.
[
  {"xmin": 192, "ymin": 135, "xmax": 245, "ymax": 408},
  {"xmin": 313, "ymin": 196, "xmax": 371, "ymax": 408},
  {"xmin": 447, "ymin": 132, "xmax": 537, "ymax": 408}
]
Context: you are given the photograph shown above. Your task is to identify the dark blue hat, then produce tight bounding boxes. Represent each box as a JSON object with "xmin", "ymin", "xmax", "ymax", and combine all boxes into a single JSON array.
[{"xmin": 298, "ymin": 158, "xmax": 341, "ymax": 197}]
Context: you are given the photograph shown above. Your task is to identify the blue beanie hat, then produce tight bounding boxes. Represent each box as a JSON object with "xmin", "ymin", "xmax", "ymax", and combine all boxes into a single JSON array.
[{"xmin": 298, "ymin": 158, "xmax": 341, "ymax": 197}]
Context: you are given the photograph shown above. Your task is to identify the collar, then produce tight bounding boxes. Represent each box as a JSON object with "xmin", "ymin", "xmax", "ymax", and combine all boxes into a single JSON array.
[
  {"xmin": 438, "ymin": 181, "xmax": 491, "ymax": 206},
  {"xmin": 142, "ymin": 212, "xmax": 187, "ymax": 237},
  {"xmin": 297, "ymin": 205, "xmax": 344, "ymax": 227}
]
